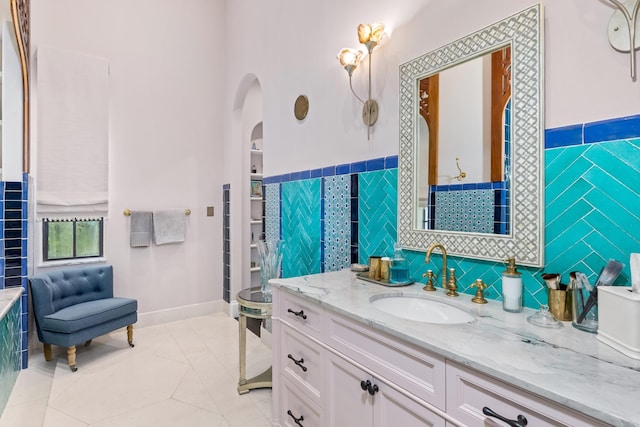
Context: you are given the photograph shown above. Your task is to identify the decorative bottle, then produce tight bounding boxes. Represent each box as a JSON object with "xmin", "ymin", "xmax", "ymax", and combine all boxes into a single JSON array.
[
  {"xmin": 390, "ymin": 243, "xmax": 410, "ymax": 284},
  {"xmin": 502, "ymin": 257, "xmax": 523, "ymax": 313}
]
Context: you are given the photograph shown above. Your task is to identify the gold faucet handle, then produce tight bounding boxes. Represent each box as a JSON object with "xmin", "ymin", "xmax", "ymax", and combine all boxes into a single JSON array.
[
  {"xmin": 422, "ymin": 270, "xmax": 436, "ymax": 292},
  {"xmin": 471, "ymin": 279, "xmax": 488, "ymax": 304},
  {"xmin": 446, "ymin": 268, "xmax": 459, "ymax": 297}
]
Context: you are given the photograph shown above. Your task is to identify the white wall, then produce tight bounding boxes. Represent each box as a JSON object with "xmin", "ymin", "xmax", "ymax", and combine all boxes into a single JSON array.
[
  {"xmin": 30, "ymin": 0, "xmax": 226, "ymax": 316},
  {"xmin": 225, "ymin": 0, "xmax": 640, "ymax": 178}
]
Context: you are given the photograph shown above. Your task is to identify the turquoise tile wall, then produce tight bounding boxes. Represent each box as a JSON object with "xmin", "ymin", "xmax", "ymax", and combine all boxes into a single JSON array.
[
  {"xmin": 266, "ymin": 116, "xmax": 640, "ymax": 310},
  {"xmin": 0, "ymin": 298, "xmax": 21, "ymax": 416},
  {"xmin": 545, "ymin": 138, "xmax": 640, "ymax": 281},
  {"xmin": 358, "ymin": 169, "xmax": 398, "ymax": 261},
  {"xmin": 281, "ymin": 179, "xmax": 322, "ymax": 277},
  {"xmin": 407, "ymin": 137, "xmax": 640, "ymax": 308}
]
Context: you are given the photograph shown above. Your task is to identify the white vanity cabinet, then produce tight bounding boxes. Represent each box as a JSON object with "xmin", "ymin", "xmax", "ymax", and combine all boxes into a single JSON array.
[
  {"xmin": 273, "ymin": 287, "xmax": 446, "ymax": 427},
  {"xmin": 326, "ymin": 351, "xmax": 445, "ymax": 427},
  {"xmin": 271, "ymin": 270, "xmax": 639, "ymax": 426},
  {"xmin": 445, "ymin": 361, "xmax": 607, "ymax": 427}
]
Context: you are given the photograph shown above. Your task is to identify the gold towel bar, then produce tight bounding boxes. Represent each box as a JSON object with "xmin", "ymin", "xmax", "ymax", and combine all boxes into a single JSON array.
[{"xmin": 123, "ymin": 209, "xmax": 191, "ymax": 216}]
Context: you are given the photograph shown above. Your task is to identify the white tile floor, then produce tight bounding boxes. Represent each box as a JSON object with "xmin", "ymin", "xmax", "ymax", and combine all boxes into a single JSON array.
[{"xmin": 0, "ymin": 313, "xmax": 273, "ymax": 427}]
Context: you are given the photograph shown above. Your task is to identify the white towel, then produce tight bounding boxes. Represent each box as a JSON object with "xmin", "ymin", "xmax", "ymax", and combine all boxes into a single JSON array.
[
  {"xmin": 152, "ymin": 209, "xmax": 186, "ymax": 245},
  {"xmin": 130, "ymin": 211, "xmax": 152, "ymax": 247}
]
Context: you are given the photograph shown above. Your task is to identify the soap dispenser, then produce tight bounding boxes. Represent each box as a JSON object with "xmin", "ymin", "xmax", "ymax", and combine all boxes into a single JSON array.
[
  {"xmin": 502, "ymin": 257, "xmax": 523, "ymax": 313},
  {"xmin": 390, "ymin": 243, "xmax": 410, "ymax": 284}
]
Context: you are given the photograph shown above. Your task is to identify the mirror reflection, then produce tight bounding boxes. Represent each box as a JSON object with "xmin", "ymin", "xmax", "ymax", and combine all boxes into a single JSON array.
[{"xmin": 416, "ymin": 46, "xmax": 511, "ymax": 235}]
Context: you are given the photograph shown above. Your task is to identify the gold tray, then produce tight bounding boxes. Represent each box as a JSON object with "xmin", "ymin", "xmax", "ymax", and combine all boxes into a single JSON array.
[{"xmin": 355, "ymin": 272, "xmax": 414, "ymax": 287}]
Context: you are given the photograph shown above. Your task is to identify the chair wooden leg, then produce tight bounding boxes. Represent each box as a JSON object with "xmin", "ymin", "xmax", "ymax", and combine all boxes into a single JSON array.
[
  {"xmin": 127, "ymin": 325, "xmax": 134, "ymax": 347},
  {"xmin": 67, "ymin": 346, "xmax": 78, "ymax": 372},
  {"xmin": 43, "ymin": 343, "xmax": 52, "ymax": 362}
]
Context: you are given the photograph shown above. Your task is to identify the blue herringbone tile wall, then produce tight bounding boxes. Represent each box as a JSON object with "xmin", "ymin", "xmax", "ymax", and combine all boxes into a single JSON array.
[
  {"xmin": 406, "ymin": 138, "xmax": 639, "ymax": 308},
  {"xmin": 358, "ymin": 169, "xmax": 398, "ymax": 262},
  {"xmin": 281, "ymin": 179, "xmax": 322, "ymax": 277},
  {"xmin": 266, "ymin": 117, "xmax": 639, "ymax": 310},
  {"xmin": 545, "ymin": 138, "xmax": 640, "ymax": 285},
  {"xmin": 406, "ymin": 137, "xmax": 640, "ymax": 309}
]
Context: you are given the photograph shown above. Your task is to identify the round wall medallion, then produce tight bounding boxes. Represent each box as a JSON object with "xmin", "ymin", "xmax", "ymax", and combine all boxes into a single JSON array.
[{"xmin": 294, "ymin": 95, "xmax": 309, "ymax": 121}]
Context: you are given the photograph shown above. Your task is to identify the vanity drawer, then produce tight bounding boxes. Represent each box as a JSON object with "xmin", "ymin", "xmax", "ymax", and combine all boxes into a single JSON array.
[
  {"xmin": 281, "ymin": 376, "xmax": 323, "ymax": 427},
  {"xmin": 281, "ymin": 324, "xmax": 324, "ymax": 404},
  {"xmin": 279, "ymin": 291, "xmax": 324, "ymax": 339},
  {"xmin": 445, "ymin": 361, "xmax": 607, "ymax": 427},
  {"xmin": 325, "ymin": 311, "xmax": 446, "ymax": 411}
]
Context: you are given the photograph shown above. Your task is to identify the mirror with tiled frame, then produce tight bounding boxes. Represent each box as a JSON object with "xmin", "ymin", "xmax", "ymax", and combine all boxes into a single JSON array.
[{"xmin": 398, "ymin": 4, "xmax": 545, "ymax": 266}]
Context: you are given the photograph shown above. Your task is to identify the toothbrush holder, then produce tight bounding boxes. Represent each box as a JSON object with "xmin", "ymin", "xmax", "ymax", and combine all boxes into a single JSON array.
[
  {"xmin": 571, "ymin": 288, "xmax": 598, "ymax": 333},
  {"xmin": 548, "ymin": 288, "xmax": 573, "ymax": 321}
]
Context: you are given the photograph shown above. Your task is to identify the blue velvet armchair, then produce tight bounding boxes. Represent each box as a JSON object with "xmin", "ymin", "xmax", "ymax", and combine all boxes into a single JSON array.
[{"xmin": 29, "ymin": 265, "xmax": 137, "ymax": 371}]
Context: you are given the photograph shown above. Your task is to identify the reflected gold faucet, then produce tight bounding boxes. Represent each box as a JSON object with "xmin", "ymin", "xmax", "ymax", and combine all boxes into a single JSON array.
[{"xmin": 425, "ymin": 242, "xmax": 458, "ymax": 297}]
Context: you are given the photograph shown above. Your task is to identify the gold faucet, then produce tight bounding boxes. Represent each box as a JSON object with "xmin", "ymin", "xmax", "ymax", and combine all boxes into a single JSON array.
[{"xmin": 425, "ymin": 243, "xmax": 458, "ymax": 297}]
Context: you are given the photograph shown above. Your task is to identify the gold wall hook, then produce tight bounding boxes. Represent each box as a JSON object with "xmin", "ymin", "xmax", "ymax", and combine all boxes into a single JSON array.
[{"xmin": 454, "ymin": 157, "xmax": 467, "ymax": 181}]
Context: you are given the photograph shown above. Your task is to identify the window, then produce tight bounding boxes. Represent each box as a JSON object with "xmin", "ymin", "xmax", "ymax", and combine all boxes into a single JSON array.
[{"xmin": 43, "ymin": 218, "xmax": 104, "ymax": 261}]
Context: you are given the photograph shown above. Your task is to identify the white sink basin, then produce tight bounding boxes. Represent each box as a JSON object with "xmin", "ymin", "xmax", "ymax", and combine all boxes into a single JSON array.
[{"xmin": 370, "ymin": 294, "xmax": 474, "ymax": 324}]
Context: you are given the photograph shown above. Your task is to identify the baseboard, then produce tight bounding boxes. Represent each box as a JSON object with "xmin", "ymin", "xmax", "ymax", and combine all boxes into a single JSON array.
[
  {"xmin": 261, "ymin": 325, "xmax": 272, "ymax": 349},
  {"xmin": 136, "ymin": 300, "xmax": 225, "ymax": 328},
  {"xmin": 230, "ymin": 300, "xmax": 239, "ymax": 318}
]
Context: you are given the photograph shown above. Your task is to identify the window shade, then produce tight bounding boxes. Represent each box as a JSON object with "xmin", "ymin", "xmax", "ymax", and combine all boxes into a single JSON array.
[{"xmin": 36, "ymin": 46, "xmax": 109, "ymax": 217}]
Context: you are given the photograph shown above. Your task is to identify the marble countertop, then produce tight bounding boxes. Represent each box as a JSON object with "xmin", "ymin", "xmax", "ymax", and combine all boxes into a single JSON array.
[
  {"xmin": 0, "ymin": 288, "xmax": 23, "ymax": 319},
  {"xmin": 271, "ymin": 269, "xmax": 640, "ymax": 427}
]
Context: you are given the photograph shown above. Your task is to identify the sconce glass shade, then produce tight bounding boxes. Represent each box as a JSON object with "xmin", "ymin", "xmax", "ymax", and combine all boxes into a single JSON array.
[
  {"xmin": 358, "ymin": 23, "xmax": 385, "ymax": 50},
  {"xmin": 337, "ymin": 48, "xmax": 363, "ymax": 76}
]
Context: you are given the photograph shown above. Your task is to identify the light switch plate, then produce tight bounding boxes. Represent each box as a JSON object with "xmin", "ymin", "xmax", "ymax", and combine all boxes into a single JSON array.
[{"xmin": 207, "ymin": 206, "xmax": 214, "ymax": 216}]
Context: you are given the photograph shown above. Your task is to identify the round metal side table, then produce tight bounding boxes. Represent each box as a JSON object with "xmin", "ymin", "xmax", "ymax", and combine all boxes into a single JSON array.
[{"xmin": 237, "ymin": 287, "xmax": 272, "ymax": 394}]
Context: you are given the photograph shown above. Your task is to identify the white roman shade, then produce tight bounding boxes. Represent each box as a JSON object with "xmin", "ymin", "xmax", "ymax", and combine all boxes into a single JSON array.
[{"xmin": 36, "ymin": 46, "xmax": 109, "ymax": 217}]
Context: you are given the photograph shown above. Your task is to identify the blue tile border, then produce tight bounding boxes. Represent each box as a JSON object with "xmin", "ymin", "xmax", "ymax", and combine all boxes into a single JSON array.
[
  {"xmin": 546, "ymin": 114, "xmax": 640, "ymax": 149},
  {"xmin": 265, "ymin": 155, "xmax": 399, "ymax": 184},
  {"xmin": 545, "ymin": 124, "xmax": 582, "ymax": 149},
  {"xmin": 366, "ymin": 157, "xmax": 385, "ymax": 171},
  {"xmin": 585, "ymin": 114, "xmax": 640, "ymax": 143}
]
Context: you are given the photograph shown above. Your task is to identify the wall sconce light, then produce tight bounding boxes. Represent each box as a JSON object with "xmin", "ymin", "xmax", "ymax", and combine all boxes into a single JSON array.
[
  {"xmin": 337, "ymin": 22, "xmax": 385, "ymax": 139},
  {"xmin": 607, "ymin": 0, "xmax": 640, "ymax": 81}
]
